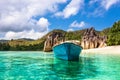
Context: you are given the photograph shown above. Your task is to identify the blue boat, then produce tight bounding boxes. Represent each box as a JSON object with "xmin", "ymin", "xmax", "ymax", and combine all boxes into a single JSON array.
[{"xmin": 53, "ymin": 42, "xmax": 82, "ymax": 61}]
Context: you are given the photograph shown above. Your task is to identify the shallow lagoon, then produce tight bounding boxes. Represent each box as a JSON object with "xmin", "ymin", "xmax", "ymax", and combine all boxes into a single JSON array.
[{"xmin": 0, "ymin": 51, "xmax": 120, "ymax": 80}]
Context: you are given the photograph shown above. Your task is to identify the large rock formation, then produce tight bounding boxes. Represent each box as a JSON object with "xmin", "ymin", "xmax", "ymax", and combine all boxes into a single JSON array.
[
  {"xmin": 43, "ymin": 32, "xmax": 65, "ymax": 52},
  {"xmin": 81, "ymin": 27, "xmax": 107, "ymax": 49}
]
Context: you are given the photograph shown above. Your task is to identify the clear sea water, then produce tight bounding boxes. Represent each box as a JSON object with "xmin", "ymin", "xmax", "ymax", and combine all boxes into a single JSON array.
[{"xmin": 0, "ymin": 51, "xmax": 120, "ymax": 80}]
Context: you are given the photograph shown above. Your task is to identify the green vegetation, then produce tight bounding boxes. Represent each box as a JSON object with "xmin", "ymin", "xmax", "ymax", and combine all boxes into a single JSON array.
[
  {"xmin": 107, "ymin": 21, "xmax": 120, "ymax": 46},
  {"xmin": 0, "ymin": 20, "xmax": 120, "ymax": 51},
  {"xmin": 0, "ymin": 43, "xmax": 10, "ymax": 51},
  {"xmin": 65, "ymin": 30, "xmax": 84, "ymax": 40},
  {"xmin": 100, "ymin": 28, "xmax": 110, "ymax": 36},
  {"xmin": 0, "ymin": 40, "xmax": 45, "ymax": 51}
]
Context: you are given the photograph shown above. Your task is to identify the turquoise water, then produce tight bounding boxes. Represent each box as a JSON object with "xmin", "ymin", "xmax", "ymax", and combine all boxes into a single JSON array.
[{"xmin": 0, "ymin": 51, "xmax": 120, "ymax": 80}]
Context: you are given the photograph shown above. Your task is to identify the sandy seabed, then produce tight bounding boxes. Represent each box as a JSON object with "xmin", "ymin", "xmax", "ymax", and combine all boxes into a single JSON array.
[{"xmin": 81, "ymin": 45, "xmax": 120, "ymax": 55}]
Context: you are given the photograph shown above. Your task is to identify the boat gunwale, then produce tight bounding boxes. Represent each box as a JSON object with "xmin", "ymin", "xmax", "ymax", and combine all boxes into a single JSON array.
[{"xmin": 52, "ymin": 42, "xmax": 83, "ymax": 49}]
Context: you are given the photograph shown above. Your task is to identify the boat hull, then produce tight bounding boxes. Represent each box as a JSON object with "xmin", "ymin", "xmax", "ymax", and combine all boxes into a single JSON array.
[{"xmin": 53, "ymin": 43, "xmax": 82, "ymax": 61}]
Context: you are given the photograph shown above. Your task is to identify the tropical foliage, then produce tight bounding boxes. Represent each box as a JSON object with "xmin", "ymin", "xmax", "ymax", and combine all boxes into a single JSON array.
[
  {"xmin": 0, "ymin": 40, "xmax": 44, "ymax": 51},
  {"xmin": 107, "ymin": 21, "xmax": 120, "ymax": 45}
]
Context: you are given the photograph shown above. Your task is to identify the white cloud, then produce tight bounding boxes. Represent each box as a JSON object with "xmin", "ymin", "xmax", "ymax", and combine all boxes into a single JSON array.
[
  {"xmin": 0, "ymin": 0, "xmax": 67, "ymax": 32},
  {"xmin": 89, "ymin": 0, "xmax": 98, "ymax": 5},
  {"xmin": 3, "ymin": 29, "xmax": 48, "ymax": 40},
  {"xmin": 36, "ymin": 17, "xmax": 50, "ymax": 32},
  {"xmin": 101, "ymin": 0, "xmax": 120, "ymax": 10},
  {"xmin": 89, "ymin": 0, "xmax": 120, "ymax": 10},
  {"xmin": 37, "ymin": 18, "xmax": 49, "ymax": 27},
  {"xmin": 1, "ymin": 17, "xmax": 50, "ymax": 40},
  {"xmin": 70, "ymin": 21, "xmax": 86, "ymax": 28},
  {"xmin": 0, "ymin": 0, "xmax": 67, "ymax": 39},
  {"xmin": 55, "ymin": 0, "xmax": 84, "ymax": 18},
  {"xmin": 67, "ymin": 28, "xmax": 74, "ymax": 32},
  {"xmin": 88, "ymin": 0, "xmax": 120, "ymax": 17}
]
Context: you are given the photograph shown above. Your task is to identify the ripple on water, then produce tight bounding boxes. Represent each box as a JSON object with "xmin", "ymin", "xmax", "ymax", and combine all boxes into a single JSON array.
[{"xmin": 0, "ymin": 51, "xmax": 120, "ymax": 80}]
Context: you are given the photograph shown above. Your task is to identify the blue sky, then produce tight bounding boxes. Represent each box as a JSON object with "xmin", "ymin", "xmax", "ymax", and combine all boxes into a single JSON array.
[{"xmin": 0, "ymin": 0, "xmax": 120, "ymax": 39}]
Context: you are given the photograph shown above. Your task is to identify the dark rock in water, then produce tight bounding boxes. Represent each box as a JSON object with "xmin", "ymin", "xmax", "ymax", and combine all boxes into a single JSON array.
[
  {"xmin": 81, "ymin": 27, "xmax": 107, "ymax": 49},
  {"xmin": 43, "ymin": 31, "xmax": 65, "ymax": 52}
]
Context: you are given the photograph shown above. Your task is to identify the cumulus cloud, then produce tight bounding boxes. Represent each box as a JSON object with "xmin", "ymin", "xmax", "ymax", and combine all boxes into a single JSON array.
[
  {"xmin": 70, "ymin": 21, "xmax": 86, "ymax": 28},
  {"xmin": 36, "ymin": 17, "xmax": 50, "ymax": 32},
  {"xmin": 0, "ymin": 0, "xmax": 67, "ymax": 39},
  {"xmin": 0, "ymin": 17, "xmax": 50, "ymax": 39},
  {"xmin": 55, "ymin": 0, "xmax": 84, "ymax": 18},
  {"xmin": 3, "ymin": 29, "xmax": 48, "ymax": 40},
  {"xmin": 0, "ymin": 0, "xmax": 67, "ymax": 32}
]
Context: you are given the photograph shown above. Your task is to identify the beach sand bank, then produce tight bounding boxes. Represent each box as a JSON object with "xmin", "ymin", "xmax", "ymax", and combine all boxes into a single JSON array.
[{"xmin": 81, "ymin": 45, "xmax": 120, "ymax": 55}]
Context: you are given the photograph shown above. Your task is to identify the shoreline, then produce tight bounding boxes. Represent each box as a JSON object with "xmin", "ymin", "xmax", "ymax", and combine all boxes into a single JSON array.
[{"xmin": 81, "ymin": 45, "xmax": 120, "ymax": 55}]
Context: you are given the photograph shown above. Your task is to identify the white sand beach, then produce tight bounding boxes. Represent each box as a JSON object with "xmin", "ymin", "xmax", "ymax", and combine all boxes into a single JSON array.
[{"xmin": 81, "ymin": 45, "xmax": 120, "ymax": 55}]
